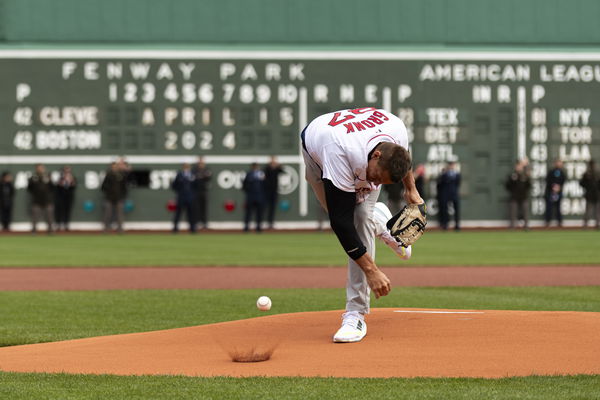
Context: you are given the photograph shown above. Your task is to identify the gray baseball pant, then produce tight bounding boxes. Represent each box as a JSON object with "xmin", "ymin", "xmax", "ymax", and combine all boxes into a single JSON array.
[{"xmin": 302, "ymin": 148, "xmax": 380, "ymax": 315}]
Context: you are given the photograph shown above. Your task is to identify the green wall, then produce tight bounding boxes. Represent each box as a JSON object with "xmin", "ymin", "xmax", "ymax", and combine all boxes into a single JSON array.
[
  {"xmin": 1, "ymin": 1, "xmax": 599, "ymax": 229},
  {"xmin": 2, "ymin": 0, "xmax": 600, "ymax": 45}
]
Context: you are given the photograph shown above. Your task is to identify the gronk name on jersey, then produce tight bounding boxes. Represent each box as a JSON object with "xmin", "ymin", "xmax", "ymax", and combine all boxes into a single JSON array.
[{"xmin": 327, "ymin": 108, "xmax": 391, "ymax": 134}]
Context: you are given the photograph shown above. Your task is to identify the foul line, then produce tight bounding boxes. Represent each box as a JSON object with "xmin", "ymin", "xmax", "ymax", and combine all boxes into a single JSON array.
[{"xmin": 394, "ymin": 310, "xmax": 485, "ymax": 314}]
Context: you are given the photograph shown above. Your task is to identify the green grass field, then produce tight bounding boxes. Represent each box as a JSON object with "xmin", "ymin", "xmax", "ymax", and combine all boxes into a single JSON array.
[
  {"xmin": 1, "ymin": 373, "xmax": 598, "ymax": 400},
  {"xmin": 2, "ymin": 287, "xmax": 600, "ymax": 346},
  {"xmin": 0, "ymin": 230, "xmax": 598, "ymax": 267},
  {"xmin": 1, "ymin": 230, "xmax": 599, "ymax": 399},
  {"xmin": 1, "ymin": 287, "xmax": 600, "ymax": 399}
]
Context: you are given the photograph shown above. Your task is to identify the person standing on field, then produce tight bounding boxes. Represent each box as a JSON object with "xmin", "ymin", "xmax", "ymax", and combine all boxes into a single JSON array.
[
  {"xmin": 382, "ymin": 181, "xmax": 404, "ymax": 214},
  {"xmin": 544, "ymin": 159, "xmax": 566, "ymax": 227},
  {"xmin": 54, "ymin": 165, "xmax": 77, "ymax": 231},
  {"xmin": 192, "ymin": 157, "xmax": 212, "ymax": 230},
  {"xmin": 437, "ymin": 161, "xmax": 461, "ymax": 231},
  {"xmin": 301, "ymin": 107, "xmax": 423, "ymax": 343},
  {"xmin": 579, "ymin": 159, "xmax": 599, "ymax": 229},
  {"xmin": 171, "ymin": 162, "xmax": 197, "ymax": 234},
  {"xmin": 263, "ymin": 156, "xmax": 284, "ymax": 229},
  {"xmin": 242, "ymin": 162, "xmax": 266, "ymax": 233},
  {"xmin": 0, "ymin": 172, "xmax": 15, "ymax": 231},
  {"xmin": 413, "ymin": 163, "xmax": 427, "ymax": 201},
  {"xmin": 505, "ymin": 159, "xmax": 532, "ymax": 230},
  {"xmin": 27, "ymin": 163, "xmax": 55, "ymax": 234},
  {"xmin": 101, "ymin": 162, "xmax": 128, "ymax": 233}
]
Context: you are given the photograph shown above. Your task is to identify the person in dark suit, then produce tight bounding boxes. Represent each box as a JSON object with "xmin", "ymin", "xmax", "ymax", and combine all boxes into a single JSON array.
[
  {"xmin": 544, "ymin": 159, "xmax": 566, "ymax": 227},
  {"xmin": 0, "ymin": 172, "xmax": 15, "ymax": 231},
  {"xmin": 505, "ymin": 159, "xmax": 532, "ymax": 229},
  {"xmin": 436, "ymin": 166, "xmax": 445, "ymax": 227},
  {"xmin": 383, "ymin": 182, "xmax": 404, "ymax": 214},
  {"xmin": 101, "ymin": 162, "xmax": 128, "ymax": 233},
  {"xmin": 171, "ymin": 163, "xmax": 197, "ymax": 233},
  {"xmin": 413, "ymin": 163, "xmax": 427, "ymax": 202},
  {"xmin": 192, "ymin": 157, "xmax": 212, "ymax": 230},
  {"xmin": 242, "ymin": 162, "xmax": 266, "ymax": 232},
  {"xmin": 437, "ymin": 161, "xmax": 461, "ymax": 231},
  {"xmin": 54, "ymin": 165, "xmax": 77, "ymax": 231},
  {"xmin": 263, "ymin": 156, "xmax": 283, "ymax": 229},
  {"xmin": 27, "ymin": 164, "xmax": 55, "ymax": 234},
  {"xmin": 579, "ymin": 159, "xmax": 599, "ymax": 229}
]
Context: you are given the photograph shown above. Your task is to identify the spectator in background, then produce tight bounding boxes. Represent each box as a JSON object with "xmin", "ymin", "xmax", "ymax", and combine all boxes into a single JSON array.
[
  {"xmin": 505, "ymin": 159, "xmax": 532, "ymax": 230},
  {"xmin": 383, "ymin": 181, "xmax": 404, "ymax": 214},
  {"xmin": 316, "ymin": 203, "xmax": 329, "ymax": 231},
  {"xmin": 54, "ymin": 165, "xmax": 77, "ymax": 231},
  {"xmin": 414, "ymin": 163, "xmax": 426, "ymax": 200},
  {"xmin": 311, "ymin": 193, "xmax": 330, "ymax": 231},
  {"xmin": 116, "ymin": 157, "xmax": 132, "ymax": 181},
  {"xmin": 242, "ymin": 162, "xmax": 266, "ymax": 233},
  {"xmin": 579, "ymin": 159, "xmax": 599, "ymax": 229},
  {"xmin": 435, "ymin": 165, "xmax": 446, "ymax": 227},
  {"xmin": 544, "ymin": 158, "xmax": 566, "ymax": 227},
  {"xmin": 27, "ymin": 163, "xmax": 54, "ymax": 234},
  {"xmin": 437, "ymin": 161, "xmax": 461, "ymax": 231},
  {"xmin": 263, "ymin": 156, "xmax": 283, "ymax": 229},
  {"xmin": 171, "ymin": 162, "xmax": 197, "ymax": 233},
  {"xmin": 101, "ymin": 162, "xmax": 128, "ymax": 233},
  {"xmin": 192, "ymin": 157, "xmax": 212, "ymax": 230},
  {"xmin": 0, "ymin": 172, "xmax": 15, "ymax": 231}
]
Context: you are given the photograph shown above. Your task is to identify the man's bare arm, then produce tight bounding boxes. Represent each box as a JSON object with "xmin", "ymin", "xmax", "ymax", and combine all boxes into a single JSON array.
[
  {"xmin": 354, "ymin": 253, "xmax": 391, "ymax": 299},
  {"xmin": 402, "ymin": 169, "xmax": 424, "ymax": 205}
]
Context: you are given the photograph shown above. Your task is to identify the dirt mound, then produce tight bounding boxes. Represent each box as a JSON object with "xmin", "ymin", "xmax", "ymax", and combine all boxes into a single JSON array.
[{"xmin": 0, "ymin": 308, "xmax": 599, "ymax": 378}]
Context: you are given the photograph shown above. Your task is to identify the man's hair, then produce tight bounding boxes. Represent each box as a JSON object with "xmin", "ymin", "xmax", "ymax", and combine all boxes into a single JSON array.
[{"xmin": 377, "ymin": 142, "xmax": 412, "ymax": 183}]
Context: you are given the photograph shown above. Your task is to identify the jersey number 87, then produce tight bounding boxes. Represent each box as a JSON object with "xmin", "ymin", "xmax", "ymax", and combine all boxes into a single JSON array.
[{"xmin": 328, "ymin": 107, "xmax": 378, "ymax": 127}]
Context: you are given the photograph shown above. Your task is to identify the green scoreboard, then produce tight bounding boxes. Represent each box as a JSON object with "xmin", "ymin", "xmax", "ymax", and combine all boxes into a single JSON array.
[{"xmin": 2, "ymin": 49, "xmax": 599, "ymax": 229}]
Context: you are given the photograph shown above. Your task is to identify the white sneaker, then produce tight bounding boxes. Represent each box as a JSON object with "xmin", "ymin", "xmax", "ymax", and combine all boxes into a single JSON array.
[
  {"xmin": 333, "ymin": 311, "xmax": 367, "ymax": 343},
  {"xmin": 373, "ymin": 202, "xmax": 412, "ymax": 260}
]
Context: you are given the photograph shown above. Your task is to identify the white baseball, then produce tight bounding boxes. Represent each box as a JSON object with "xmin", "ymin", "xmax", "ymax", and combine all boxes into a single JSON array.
[{"xmin": 256, "ymin": 296, "xmax": 272, "ymax": 311}]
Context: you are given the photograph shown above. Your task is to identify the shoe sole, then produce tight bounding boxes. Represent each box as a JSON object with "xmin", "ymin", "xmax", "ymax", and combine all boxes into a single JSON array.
[
  {"xmin": 333, "ymin": 329, "xmax": 367, "ymax": 343},
  {"xmin": 333, "ymin": 336, "xmax": 365, "ymax": 343}
]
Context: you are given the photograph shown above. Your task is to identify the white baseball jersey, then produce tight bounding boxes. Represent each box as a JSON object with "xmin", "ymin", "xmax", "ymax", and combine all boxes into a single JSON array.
[{"xmin": 304, "ymin": 107, "xmax": 409, "ymax": 199}]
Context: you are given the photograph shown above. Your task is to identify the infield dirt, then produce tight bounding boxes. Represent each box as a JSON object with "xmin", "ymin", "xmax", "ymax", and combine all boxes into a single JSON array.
[
  {"xmin": 0, "ymin": 308, "xmax": 599, "ymax": 378},
  {"xmin": 1, "ymin": 266, "xmax": 600, "ymax": 290}
]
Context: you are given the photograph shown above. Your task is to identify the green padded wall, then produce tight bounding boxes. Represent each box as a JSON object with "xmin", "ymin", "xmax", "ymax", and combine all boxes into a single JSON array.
[{"xmin": 2, "ymin": 0, "xmax": 600, "ymax": 45}]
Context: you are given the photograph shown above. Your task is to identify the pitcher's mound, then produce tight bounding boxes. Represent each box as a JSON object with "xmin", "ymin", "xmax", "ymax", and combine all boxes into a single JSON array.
[{"xmin": 0, "ymin": 308, "xmax": 599, "ymax": 378}]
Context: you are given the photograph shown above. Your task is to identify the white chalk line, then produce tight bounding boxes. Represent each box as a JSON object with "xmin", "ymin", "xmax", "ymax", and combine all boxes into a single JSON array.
[{"xmin": 393, "ymin": 310, "xmax": 485, "ymax": 314}]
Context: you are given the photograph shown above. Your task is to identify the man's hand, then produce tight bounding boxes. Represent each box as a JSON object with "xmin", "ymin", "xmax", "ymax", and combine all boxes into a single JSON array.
[
  {"xmin": 355, "ymin": 253, "xmax": 392, "ymax": 299},
  {"xmin": 365, "ymin": 268, "xmax": 391, "ymax": 299}
]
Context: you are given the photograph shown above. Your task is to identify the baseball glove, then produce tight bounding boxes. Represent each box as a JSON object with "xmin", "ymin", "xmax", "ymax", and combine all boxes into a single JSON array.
[{"xmin": 386, "ymin": 203, "xmax": 427, "ymax": 247}]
